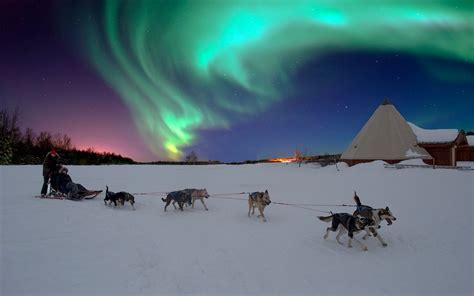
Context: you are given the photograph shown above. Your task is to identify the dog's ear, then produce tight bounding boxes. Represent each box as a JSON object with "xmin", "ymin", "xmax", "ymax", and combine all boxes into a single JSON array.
[
  {"xmin": 265, "ymin": 190, "xmax": 268, "ymax": 193},
  {"xmin": 386, "ymin": 206, "xmax": 389, "ymax": 211}
]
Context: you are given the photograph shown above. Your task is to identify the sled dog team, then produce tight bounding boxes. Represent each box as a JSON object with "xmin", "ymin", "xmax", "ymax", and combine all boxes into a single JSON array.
[
  {"xmin": 161, "ymin": 188, "xmax": 210, "ymax": 211},
  {"xmin": 41, "ymin": 149, "xmax": 396, "ymax": 251},
  {"xmin": 104, "ymin": 185, "xmax": 395, "ymax": 251},
  {"xmin": 318, "ymin": 192, "xmax": 396, "ymax": 251},
  {"xmin": 104, "ymin": 187, "xmax": 271, "ymax": 223}
]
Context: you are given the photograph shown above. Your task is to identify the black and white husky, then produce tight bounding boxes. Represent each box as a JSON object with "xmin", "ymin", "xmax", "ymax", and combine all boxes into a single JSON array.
[
  {"xmin": 318, "ymin": 213, "xmax": 372, "ymax": 251},
  {"xmin": 353, "ymin": 192, "xmax": 396, "ymax": 247},
  {"xmin": 104, "ymin": 186, "xmax": 135, "ymax": 210}
]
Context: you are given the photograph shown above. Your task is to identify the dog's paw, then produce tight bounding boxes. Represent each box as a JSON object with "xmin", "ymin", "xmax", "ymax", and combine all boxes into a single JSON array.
[
  {"xmin": 382, "ymin": 243, "xmax": 387, "ymax": 247},
  {"xmin": 363, "ymin": 246, "xmax": 368, "ymax": 251}
]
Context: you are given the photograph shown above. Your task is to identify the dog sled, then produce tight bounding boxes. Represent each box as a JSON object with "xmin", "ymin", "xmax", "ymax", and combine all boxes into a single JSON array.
[{"xmin": 35, "ymin": 190, "xmax": 102, "ymax": 201}]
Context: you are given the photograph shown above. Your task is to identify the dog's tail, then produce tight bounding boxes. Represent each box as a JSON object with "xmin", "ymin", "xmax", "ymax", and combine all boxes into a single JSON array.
[
  {"xmin": 318, "ymin": 215, "xmax": 333, "ymax": 223},
  {"xmin": 161, "ymin": 197, "xmax": 167, "ymax": 202},
  {"xmin": 353, "ymin": 191, "xmax": 362, "ymax": 206}
]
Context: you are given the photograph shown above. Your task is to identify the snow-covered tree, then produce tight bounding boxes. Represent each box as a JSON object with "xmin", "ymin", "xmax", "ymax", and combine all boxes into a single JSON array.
[{"xmin": 0, "ymin": 135, "xmax": 12, "ymax": 164}]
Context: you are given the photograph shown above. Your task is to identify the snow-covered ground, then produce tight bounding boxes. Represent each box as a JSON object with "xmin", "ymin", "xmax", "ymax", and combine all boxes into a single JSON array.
[{"xmin": 1, "ymin": 163, "xmax": 473, "ymax": 295}]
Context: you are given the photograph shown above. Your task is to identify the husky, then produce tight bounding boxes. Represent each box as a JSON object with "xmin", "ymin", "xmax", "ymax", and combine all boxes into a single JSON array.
[
  {"xmin": 161, "ymin": 190, "xmax": 192, "ymax": 212},
  {"xmin": 248, "ymin": 190, "xmax": 271, "ymax": 222},
  {"xmin": 104, "ymin": 186, "xmax": 135, "ymax": 210},
  {"xmin": 353, "ymin": 192, "xmax": 396, "ymax": 247},
  {"xmin": 318, "ymin": 213, "xmax": 373, "ymax": 251},
  {"xmin": 182, "ymin": 188, "xmax": 210, "ymax": 210}
]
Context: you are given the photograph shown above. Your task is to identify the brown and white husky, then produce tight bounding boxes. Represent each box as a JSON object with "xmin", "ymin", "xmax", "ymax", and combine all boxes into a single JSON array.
[{"xmin": 353, "ymin": 192, "xmax": 396, "ymax": 247}]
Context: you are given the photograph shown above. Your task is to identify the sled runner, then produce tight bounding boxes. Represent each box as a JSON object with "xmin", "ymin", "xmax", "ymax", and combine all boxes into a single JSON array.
[
  {"xmin": 34, "ymin": 194, "xmax": 64, "ymax": 200},
  {"xmin": 83, "ymin": 190, "xmax": 102, "ymax": 199},
  {"xmin": 34, "ymin": 190, "xmax": 102, "ymax": 201}
]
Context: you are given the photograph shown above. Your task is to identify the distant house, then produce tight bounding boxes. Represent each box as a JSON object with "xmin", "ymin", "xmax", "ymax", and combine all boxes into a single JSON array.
[
  {"xmin": 408, "ymin": 123, "xmax": 468, "ymax": 166},
  {"xmin": 456, "ymin": 135, "xmax": 474, "ymax": 163},
  {"xmin": 341, "ymin": 99, "xmax": 432, "ymax": 166},
  {"xmin": 341, "ymin": 99, "xmax": 472, "ymax": 167}
]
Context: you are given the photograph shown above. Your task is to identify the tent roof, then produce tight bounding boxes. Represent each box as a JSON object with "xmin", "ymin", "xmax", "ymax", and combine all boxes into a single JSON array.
[{"xmin": 341, "ymin": 103, "xmax": 432, "ymax": 160}]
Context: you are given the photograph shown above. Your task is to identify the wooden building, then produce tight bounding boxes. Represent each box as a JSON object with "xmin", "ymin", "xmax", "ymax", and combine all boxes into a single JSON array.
[
  {"xmin": 408, "ymin": 123, "xmax": 467, "ymax": 166},
  {"xmin": 455, "ymin": 135, "xmax": 474, "ymax": 163},
  {"xmin": 342, "ymin": 99, "xmax": 472, "ymax": 167}
]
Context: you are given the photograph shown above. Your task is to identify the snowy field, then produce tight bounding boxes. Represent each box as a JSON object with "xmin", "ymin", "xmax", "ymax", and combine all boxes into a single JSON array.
[{"xmin": 1, "ymin": 162, "xmax": 473, "ymax": 295}]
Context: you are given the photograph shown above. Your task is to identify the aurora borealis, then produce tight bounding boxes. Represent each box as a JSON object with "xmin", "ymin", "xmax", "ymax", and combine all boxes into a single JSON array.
[{"xmin": 1, "ymin": 0, "xmax": 473, "ymax": 161}]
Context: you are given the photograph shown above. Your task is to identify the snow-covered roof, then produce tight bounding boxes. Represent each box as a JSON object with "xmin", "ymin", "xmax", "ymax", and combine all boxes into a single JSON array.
[
  {"xmin": 467, "ymin": 135, "xmax": 474, "ymax": 146},
  {"xmin": 407, "ymin": 122, "xmax": 459, "ymax": 144}
]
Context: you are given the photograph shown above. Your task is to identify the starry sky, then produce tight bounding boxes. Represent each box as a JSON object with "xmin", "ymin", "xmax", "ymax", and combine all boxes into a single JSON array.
[{"xmin": 1, "ymin": 0, "xmax": 473, "ymax": 162}]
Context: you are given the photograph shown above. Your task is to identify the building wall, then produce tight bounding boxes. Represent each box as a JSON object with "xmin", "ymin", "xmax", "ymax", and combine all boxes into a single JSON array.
[
  {"xmin": 420, "ymin": 146, "xmax": 453, "ymax": 166},
  {"xmin": 456, "ymin": 146, "xmax": 474, "ymax": 161}
]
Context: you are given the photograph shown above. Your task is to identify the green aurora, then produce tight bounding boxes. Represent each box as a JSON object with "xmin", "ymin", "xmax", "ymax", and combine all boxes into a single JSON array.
[{"xmin": 75, "ymin": 0, "xmax": 473, "ymax": 159}]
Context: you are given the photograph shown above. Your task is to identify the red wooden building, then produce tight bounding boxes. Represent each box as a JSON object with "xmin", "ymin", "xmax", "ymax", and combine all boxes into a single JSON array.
[
  {"xmin": 455, "ymin": 135, "xmax": 474, "ymax": 163},
  {"xmin": 341, "ymin": 100, "xmax": 473, "ymax": 167},
  {"xmin": 409, "ymin": 123, "xmax": 472, "ymax": 166}
]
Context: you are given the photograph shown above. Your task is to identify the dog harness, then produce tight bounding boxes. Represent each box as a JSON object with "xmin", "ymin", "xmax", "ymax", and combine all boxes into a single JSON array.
[
  {"xmin": 249, "ymin": 192, "xmax": 259, "ymax": 201},
  {"xmin": 356, "ymin": 205, "xmax": 372, "ymax": 212}
]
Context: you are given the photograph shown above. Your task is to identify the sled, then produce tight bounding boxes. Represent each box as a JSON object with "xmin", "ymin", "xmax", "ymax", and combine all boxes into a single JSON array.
[
  {"xmin": 34, "ymin": 194, "xmax": 64, "ymax": 200},
  {"xmin": 83, "ymin": 190, "xmax": 103, "ymax": 199}
]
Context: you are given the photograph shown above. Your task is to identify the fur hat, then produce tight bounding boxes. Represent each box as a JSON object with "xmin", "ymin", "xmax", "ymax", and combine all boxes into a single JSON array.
[{"xmin": 59, "ymin": 166, "xmax": 68, "ymax": 174}]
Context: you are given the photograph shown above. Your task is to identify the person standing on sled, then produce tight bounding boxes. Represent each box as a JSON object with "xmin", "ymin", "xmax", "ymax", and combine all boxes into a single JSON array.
[{"xmin": 40, "ymin": 149, "xmax": 60, "ymax": 196}]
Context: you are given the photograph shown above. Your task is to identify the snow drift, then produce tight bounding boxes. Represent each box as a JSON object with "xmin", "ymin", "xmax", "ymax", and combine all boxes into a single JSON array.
[{"xmin": 1, "ymin": 163, "xmax": 473, "ymax": 295}]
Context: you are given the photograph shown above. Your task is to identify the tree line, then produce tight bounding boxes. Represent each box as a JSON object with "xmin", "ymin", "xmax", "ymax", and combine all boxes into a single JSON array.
[{"xmin": 0, "ymin": 108, "xmax": 134, "ymax": 165}]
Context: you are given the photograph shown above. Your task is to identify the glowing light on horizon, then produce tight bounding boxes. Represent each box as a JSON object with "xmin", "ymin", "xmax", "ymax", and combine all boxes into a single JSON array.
[
  {"xmin": 269, "ymin": 158, "xmax": 297, "ymax": 163},
  {"xmin": 72, "ymin": 0, "xmax": 473, "ymax": 159}
]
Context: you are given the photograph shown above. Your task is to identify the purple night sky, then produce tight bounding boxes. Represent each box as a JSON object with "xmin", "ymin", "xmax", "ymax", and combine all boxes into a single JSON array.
[{"xmin": 1, "ymin": 0, "xmax": 472, "ymax": 162}]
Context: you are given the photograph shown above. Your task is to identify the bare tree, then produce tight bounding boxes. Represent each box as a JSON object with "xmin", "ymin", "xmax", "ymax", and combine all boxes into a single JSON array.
[
  {"xmin": 185, "ymin": 151, "xmax": 198, "ymax": 163},
  {"xmin": 0, "ymin": 108, "xmax": 21, "ymax": 142},
  {"xmin": 36, "ymin": 131, "xmax": 53, "ymax": 151},
  {"xmin": 23, "ymin": 128, "xmax": 36, "ymax": 146},
  {"xmin": 52, "ymin": 133, "xmax": 72, "ymax": 150},
  {"xmin": 295, "ymin": 148, "xmax": 307, "ymax": 168}
]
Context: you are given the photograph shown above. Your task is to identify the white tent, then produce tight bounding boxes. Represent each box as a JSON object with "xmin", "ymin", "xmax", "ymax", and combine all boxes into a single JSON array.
[{"xmin": 341, "ymin": 100, "xmax": 432, "ymax": 163}]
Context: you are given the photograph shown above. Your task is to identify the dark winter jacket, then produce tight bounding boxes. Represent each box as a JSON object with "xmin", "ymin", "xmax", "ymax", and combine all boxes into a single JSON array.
[
  {"xmin": 56, "ymin": 173, "xmax": 73, "ymax": 194},
  {"xmin": 42, "ymin": 152, "xmax": 59, "ymax": 177},
  {"xmin": 65, "ymin": 182, "xmax": 89, "ymax": 200}
]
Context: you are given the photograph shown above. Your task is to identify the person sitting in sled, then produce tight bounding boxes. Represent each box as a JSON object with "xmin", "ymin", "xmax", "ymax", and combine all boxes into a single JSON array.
[{"xmin": 57, "ymin": 166, "xmax": 102, "ymax": 200}]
